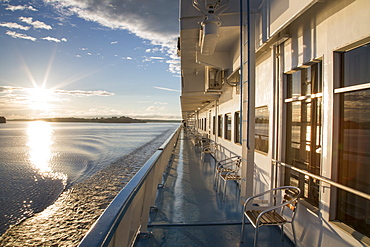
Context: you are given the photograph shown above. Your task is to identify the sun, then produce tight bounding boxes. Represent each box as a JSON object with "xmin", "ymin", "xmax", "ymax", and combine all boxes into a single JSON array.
[{"xmin": 27, "ymin": 87, "xmax": 56, "ymax": 111}]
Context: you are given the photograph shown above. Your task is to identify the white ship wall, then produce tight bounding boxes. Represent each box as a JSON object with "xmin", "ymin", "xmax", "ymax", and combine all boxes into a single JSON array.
[
  {"xmin": 252, "ymin": 0, "xmax": 370, "ymax": 246},
  {"xmin": 180, "ymin": 0, "xmax": 369, "ymax": 245}
]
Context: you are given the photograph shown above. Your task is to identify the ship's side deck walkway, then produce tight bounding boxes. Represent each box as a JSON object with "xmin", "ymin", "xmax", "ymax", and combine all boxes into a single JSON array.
[{"xmin": 135, "ymin": 128, "xmax": 295, "ymax": 247}]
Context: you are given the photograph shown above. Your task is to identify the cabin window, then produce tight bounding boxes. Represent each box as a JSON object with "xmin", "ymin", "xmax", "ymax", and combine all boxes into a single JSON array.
[
  {"xmin": 213, "ymin": 116, "xmax": 216, "ymax": 135},
  {"xmin": 225, "ymin": 113, "xmax": 232, "ymax": 140},
  {"xmin": 335, "ymin": 43, "xmax": 370, "ymax": 237},
  {"xmin": 218, "ymin": 115, "xmax": 223, "ymax": 137},
  {"xmin": 284, "ymin": 62, "xmax": 322, "ymax": 208},
  {"xmin": 234, "ymin": 111, "xmax": 241, "ymax": 144},
  {"xmin": 204, "ymin": 118, "xmax": 207, "ymax": 131},
  {"xmin": 255, "ymin": 106, "xmax": 269, "ymax": 154}
]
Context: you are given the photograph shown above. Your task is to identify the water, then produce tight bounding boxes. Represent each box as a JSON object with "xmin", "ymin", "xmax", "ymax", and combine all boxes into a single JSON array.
[{"xmin": 0, "ymin": 121, "xmax": 179, "ymax": 245}]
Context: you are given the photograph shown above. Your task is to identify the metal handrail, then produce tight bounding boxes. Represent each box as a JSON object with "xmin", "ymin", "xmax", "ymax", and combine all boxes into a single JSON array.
[
  {"xmin": 272, "ymin": 159, "xmax": 370, "ymax": 201},
  {"xmin": 79, "ymin": 126, "xmax": 181, "ymax": 247}
]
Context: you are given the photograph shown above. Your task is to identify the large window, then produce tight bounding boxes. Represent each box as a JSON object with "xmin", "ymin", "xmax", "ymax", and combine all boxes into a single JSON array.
[
  {"xmin": 225, "ymin": 113, "xmax": 232, "ymax": 140},
  {"xmin": 284, "ymin": 62, "xmax": 322, "ymax": 208},
  {"xmin": 335, "ymin": 43, "xmax": 370, "ymax": 237},
  {"xmin": 234, "ymin": 111, "xmax": 241, "ymax": 144},
  {"xmin": 255, "ymin": 106, "xmax": 269, "ymax": 154}
]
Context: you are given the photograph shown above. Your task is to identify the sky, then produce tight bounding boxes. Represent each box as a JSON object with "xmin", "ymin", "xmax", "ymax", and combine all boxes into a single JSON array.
[{"xmin": 0, "ymin": 0, "xmax": 181, "ymax": 120}]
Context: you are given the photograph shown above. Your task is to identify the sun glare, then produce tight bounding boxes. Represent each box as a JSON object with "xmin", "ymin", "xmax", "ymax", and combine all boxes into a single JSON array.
[
  {"xmin": 27, "ymin": 87, "xmax": 56, "ymax": 111},
  {"xmin": 27, "ymin": 121, "xmax": 67, "ymax": 183}
]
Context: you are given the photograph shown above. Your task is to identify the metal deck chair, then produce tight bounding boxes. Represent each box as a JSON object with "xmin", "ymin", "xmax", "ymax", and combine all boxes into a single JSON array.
[
  {"xmin": 217, "ymin": 157, "xmax": 242, "ymax": 201},
  {"xmin": 213, "ymin": 156, "xmax": 241, "ymax": 189},
  {"xmin": 240, "ymin": 186, "xmax": 301, "ymax": 247},
  {"xmin": 201, "ymin": 142, "xmax": 218, "ymax": 164}
]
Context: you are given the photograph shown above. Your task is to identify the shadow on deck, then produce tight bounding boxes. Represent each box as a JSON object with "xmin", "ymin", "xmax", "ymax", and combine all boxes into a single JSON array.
[{"xmin": 135, "ymin": 129, "xmax": 295, "ymax": 247}]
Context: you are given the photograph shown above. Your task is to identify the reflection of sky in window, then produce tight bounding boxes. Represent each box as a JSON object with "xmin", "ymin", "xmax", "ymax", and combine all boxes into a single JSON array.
[
  {"xmin": 255, "ymin": 107, "xmax": 269, "ymax": 119},
  {"xmin": 344, "ymin": 89, "xmax": 370, "ymax": 123},
  {"xmin": 291, "ymin": 71, "xmax": 301, "ymax": 97},
  {"xmin": 344, "ymin": 44, "xmax": 370, "ymax": 87},
  {"xmin": 255, "ymin": 106, "xmax": 269, "ymax": 136}
]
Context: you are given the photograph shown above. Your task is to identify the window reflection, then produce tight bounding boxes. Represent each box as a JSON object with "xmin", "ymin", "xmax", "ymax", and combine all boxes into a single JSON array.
[
  {"xmin": 285, "ymin": 62, "xmax": 322, "ymax": 207},
  {"xmin": 338, "ymin": 89, "xmax": 370, "ymax": 236},
  {"xmin": 336, "ymin": 42, "xmax": 370, "ymax": 237},
  {"xmin": 225, "ymin": 113, "xmax": 232, "ymax": 140},
  {"xmin": 255, "ymin": 106, "xmax": 269, "ymax": 153}
]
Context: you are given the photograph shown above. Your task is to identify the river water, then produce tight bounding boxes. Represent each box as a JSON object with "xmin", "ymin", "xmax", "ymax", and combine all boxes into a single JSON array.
[{"xmin": 0, "ymin": 121, "xmax": 179, "ymax": 246}]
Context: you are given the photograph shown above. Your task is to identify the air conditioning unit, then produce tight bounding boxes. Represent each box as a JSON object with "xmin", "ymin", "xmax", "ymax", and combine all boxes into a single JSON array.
[{"xmin": 205, "ymin": 66, "xmax": 223, "ymax": 92}]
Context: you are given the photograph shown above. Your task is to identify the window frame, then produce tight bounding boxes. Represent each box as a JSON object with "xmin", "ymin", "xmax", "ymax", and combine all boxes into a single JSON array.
[
  {"xmin": 333, "ymin": 43, "xmax": 370, "ymax": 238},
  {"xmin": 224, "ymin": 113, "xmax": 232, "ymax": 141},
  {"xmin": 218, "ymin": 115, "xmax": 223, "ymax": 138},
  {"xmin": 234, "ymin": 111, "xmax": 241, "ymax": 144},
  {"xmin": 255, "ymin": 106, "xmax": 269, "ymax": 154},
  {"xmin": 284, "ymin": 61, "xmax": 323, "ymax": 209}
]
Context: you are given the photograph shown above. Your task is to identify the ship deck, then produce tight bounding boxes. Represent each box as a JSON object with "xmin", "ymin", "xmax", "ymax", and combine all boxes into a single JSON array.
[{"xmin": 135, "ymin": 128, "xmax": 295, "ymax": 247}]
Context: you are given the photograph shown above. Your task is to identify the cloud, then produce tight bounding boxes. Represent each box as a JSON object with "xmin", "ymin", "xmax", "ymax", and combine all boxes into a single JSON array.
[
  {"xmin": 0, "ymin": 86, "xmax": 114, "ymax": 99},
  {"xmin": 54, "ymin": 89, "xmax": 114, "ymax": 97},
  {"xmin": 146, "ymin": 105, "xmax": 165, "ymax": 112},
  {"xmin": 0, "ymin": 86, "xmax": 23, "ymax": 93},
  {"xmin": 42, "ymin": 36, "xmax": 68, "ymax": 42},
  {"xmin": 143, "ymin": 56, "xmax": 165, "ymax": 62},
  {"xmin": 44, "ymin": 0, "xmax": 180, "ymax": 73},
  {"xmin": 19, "ymin": 17, "xmax": 52, "ymax": 30},
  {"xmin": 45, "ymin": 0, "xmax": 178, "ymax": 44},
  {"xmin": 154, "ymin": 86, "xmax": 180, "ymax": 93},
  {"xmin": 6, "ymin": 30, "xmax": 36, "ymax": 41},
  {"xmin": 5, "ymin": 4, "xmax": 37, "ymax": 11},
  {"xmin": 0, "ymin": 22, "xmax": 30, "ymax": 30}
]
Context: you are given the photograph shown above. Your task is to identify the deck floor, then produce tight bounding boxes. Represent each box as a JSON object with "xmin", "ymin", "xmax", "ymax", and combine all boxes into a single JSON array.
[{"xmin": 135, "ymin": 129, "xmax": 295, "ymax": 247}]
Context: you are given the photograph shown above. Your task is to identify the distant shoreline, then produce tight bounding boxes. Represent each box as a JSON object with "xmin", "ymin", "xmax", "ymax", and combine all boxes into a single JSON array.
[{"xmin": 7, "ymin": 117, "xmax": 181, "ymax": 124}]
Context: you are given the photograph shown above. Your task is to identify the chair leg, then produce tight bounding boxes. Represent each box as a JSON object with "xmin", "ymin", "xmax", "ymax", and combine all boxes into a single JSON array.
[
  {"xmin": 213, "ymin": 166, "xmax": 218, "ymax": 186},
  {"xmin": 254, "ymin": 225, "xmax": 259, "ymax": 247},
  {"xmin": 218, "ymin": 176, "xmax": 222, "ymax": 194},
  {"xmin": 223, "ymin": 178, "xmax": 227, "ymax": 201},
  {"xmin": 214, "ymin": 171, "xmax": 219, "ymax": 190},
  {"xmin": 292, "ymin": 223, "xmax": 297, "ymax": 246},
  {"xmin": 281, "ymin": 225, "xmax": 284, "ymax": 242},
  {"xmin": 240, "ymin": 215, "xmax": 245, "ymax": 243}
]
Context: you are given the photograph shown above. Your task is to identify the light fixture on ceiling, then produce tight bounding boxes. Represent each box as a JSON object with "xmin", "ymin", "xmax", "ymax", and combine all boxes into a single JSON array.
[
  {"xmin": 200, "ymin": 14, "xmax": 221, "ymax": 55},
  {"xmin": 193, "ymin": 0, "xmax": 229, "ymax": 56}
]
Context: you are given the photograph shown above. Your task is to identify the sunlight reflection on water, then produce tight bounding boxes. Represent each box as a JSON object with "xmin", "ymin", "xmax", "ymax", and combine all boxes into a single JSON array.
[{"xmin": 26, "ymin": 121, "xmax": 67, "ymax": 184}]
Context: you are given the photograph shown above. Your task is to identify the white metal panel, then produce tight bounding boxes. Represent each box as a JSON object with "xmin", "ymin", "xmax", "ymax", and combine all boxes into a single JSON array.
[{"xmin": 269, "ymin": 0, "xmax": 317, "ymax": 37}]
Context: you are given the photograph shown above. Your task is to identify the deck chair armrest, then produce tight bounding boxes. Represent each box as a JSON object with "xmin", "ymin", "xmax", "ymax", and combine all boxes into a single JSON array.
[
  {"xmin": 259, "ymin": 201, "xmax": 290, "ymax": 214},
  {"xmin": 216, "ymin": 156, "xmax": 241, "ymax": 165},
  {"xmin": 243, "ymin": 186, "xmax": 300, "ymax": 208}
]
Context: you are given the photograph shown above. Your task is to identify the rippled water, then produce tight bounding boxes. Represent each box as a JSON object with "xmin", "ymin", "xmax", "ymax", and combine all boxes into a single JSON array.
[{"xmin": 0, "ymin": 121, "xmax": 179, "ymax": 238}]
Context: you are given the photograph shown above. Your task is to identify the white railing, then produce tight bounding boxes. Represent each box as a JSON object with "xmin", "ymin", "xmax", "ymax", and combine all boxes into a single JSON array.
[{"xmin": 78, "ymin": 126, "xmax": 181, "ymax": 247}]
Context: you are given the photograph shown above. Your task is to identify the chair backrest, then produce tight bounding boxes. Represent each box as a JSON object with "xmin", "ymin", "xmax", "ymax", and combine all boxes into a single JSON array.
[
  {"xmin": 217, "ymin": 155, "xmax": 240, "ymax": 166},
  {"xmin": 235, "ymin": 157, "xmax": 242, "ymax": 170},
  {"xmin": 282, "ymin": 186, "xmax": 300, "ymax": 212}
]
